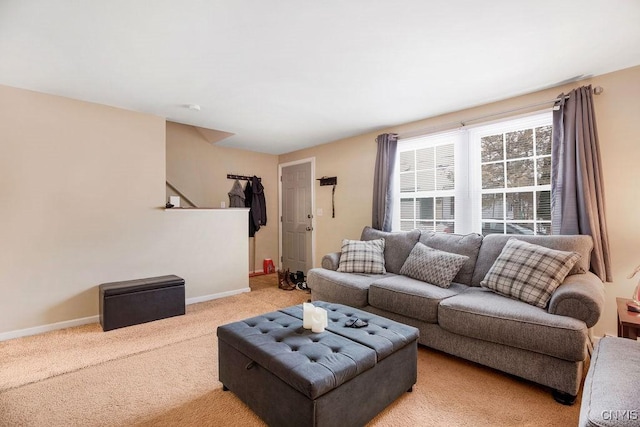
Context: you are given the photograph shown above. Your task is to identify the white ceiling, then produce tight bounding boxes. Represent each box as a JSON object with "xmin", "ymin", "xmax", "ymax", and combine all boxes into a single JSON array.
[{"xmin": 1, "ymin": 1, "xmax": 639, "ymax": 155}]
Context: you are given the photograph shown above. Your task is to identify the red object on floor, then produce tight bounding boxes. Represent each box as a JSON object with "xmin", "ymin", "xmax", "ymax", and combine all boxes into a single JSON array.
[{"xmin": 263, "ymin": 258, "xmax": 275, "ymax": 274}]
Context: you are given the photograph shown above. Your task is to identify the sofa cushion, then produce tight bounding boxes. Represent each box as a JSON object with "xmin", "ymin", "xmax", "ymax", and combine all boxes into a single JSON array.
[
  {"xmin": 369, "ymin": 275, "xmax": 468, "ymax": 323},
  {"xmin": 438, "ymin": 287, "xmax": 588, "ymax": 361},
  {"xmin": 338, "ymin": 238, "xmax": 386, "ymax": 274},
  {"xmin": 307, "ymin": 268, "xmax": 396, "ymax": 308},
  {"xmin": 361, "ymin": 226, "xmax": 421, "ymax": 274},
  {"xmin": 480, "ymin": 239, "xmax": 581, "ymax": 308},
  {"xmin": 399, "ymin": 243, "xmax": 469, "ymax": 288},
  {"xmin": 419, "ymin": 231, "xmax": 483, "ymax": 286},
  {"xmin": 472, "ymin": 234, "xmax": 593, "ymax": 286}
]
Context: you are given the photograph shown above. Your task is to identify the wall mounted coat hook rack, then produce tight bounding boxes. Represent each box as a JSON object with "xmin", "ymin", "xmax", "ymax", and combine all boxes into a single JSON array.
[{"xmin": 317, "ymin": 176, "xmax": 337, "ymax": 186}]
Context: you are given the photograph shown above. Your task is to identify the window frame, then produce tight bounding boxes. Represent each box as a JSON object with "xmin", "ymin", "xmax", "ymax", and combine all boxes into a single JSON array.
[
  {"xmin": 392, "ymin": 130, "xmax": 468, "ymax": 233},
  {"xmin": 392, "ymin": 111, "xmax": 553, "ymax": 236},
  {"xmin": 468, "ymin": 113, "xmax": 553, "ymax": 235}
]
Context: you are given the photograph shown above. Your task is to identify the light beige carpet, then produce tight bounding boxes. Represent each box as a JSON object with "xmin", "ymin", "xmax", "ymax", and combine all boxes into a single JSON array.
[{"xmin": 0, "ymin": 275, "xmax": 580, "ymax": 426}]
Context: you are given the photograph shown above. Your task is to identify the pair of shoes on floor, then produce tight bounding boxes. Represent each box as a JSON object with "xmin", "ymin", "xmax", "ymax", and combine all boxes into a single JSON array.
[
  {"xmin": 289, "ymin": 271, "xmax": 310, "ymax": 292},
  {"xmin": 277, "ymin": 269, "xmax": 297, "ymax": 291}
]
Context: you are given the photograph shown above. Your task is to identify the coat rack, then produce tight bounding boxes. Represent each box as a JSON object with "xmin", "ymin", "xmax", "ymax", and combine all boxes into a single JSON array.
[
  {"xmin": 317, "ymin": 176, "xmax": 337, "ymax": 218},
  {"xmin": 227, "ymin": 173, "xmax": 262, "ymax": 275},
  {"xmin": 227, "ymin": 174, "xmax": 261, "ymax": 182}
]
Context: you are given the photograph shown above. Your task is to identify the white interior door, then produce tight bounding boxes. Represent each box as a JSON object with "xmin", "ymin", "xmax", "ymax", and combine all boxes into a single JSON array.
[{"xmin": 281, "ymin": 161, "xmax": 313, "ymax": 275}]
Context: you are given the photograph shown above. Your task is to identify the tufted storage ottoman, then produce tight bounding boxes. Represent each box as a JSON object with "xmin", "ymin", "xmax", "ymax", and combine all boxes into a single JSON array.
[{"xmin": 217, "ymin": 301, "xmax": 419, "ymax": 427}]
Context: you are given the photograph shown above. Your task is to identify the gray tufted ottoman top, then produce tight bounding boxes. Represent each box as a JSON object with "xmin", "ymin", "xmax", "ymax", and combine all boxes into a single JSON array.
[{"xmin": 217, "ymin": 302, "xmax": 418, "ymax": 400}]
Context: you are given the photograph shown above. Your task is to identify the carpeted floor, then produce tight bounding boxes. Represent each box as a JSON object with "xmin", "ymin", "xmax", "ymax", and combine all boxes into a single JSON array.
[{"xmin": 0, "ymin": 274, "xmax": 581, "ymax": 426}]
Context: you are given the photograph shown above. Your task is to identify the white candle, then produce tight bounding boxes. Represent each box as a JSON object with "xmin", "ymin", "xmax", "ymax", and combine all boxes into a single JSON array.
[
  {"xmin": 303, "ymin": 303, "xmax": 314, "ymax": 329},
  {"xmin": 311, "ymin": 307, "xmax": 328, "ymax": 333}
]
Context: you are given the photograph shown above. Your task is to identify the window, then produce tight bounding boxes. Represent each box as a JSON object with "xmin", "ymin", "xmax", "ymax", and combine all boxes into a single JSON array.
[
  {"xmin": 395, "ymin": 133, "xmax": 458, "ymax": 232},
  {"xmin": 393, "ymin": 113, "xmax": 552, "ymax": 236},
  {"xmin": 476, "ymin": 123, "xmax": 552, "ymax": 235}
]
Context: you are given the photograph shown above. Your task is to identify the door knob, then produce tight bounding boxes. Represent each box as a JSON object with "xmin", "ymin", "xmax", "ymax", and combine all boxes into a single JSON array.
[{"xmin": 306, "ymin": 226, "xmax": 313, "ymax": 231}]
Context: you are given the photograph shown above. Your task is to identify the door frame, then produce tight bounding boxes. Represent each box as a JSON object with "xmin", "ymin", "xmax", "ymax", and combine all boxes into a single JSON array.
[{"xmin": 278, "ymin": 157, "xmax": 316, "ymax": 271}]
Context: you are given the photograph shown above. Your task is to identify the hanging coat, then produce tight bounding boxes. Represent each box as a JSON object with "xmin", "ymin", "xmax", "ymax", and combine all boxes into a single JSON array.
[
  {"xmin": 251, "ymin": 175, "xmax": 267, "ymax": 229},
  {"xmin": 228, "ymin": 180, "xmax": 245, "ymax": 207},
  {"xmin": 244, "ymin": 180, "xmax": 257, "ymax": 237}
]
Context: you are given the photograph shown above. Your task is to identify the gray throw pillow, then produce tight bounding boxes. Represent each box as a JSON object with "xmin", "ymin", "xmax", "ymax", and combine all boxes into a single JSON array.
[
  {"xmin": 480, "ymin": 238, "xmax": 581, "ymax": 308},
  {"xmin": 361, "ymin": 227, "xmax": 421, "ymax": 274},
  {"xmin": 399, "ymin": 242, "xmax": 469, "ymax": 288},
  {"xmin": 337, "ymin": 238, "xmax": 386, "ymax": 274}
]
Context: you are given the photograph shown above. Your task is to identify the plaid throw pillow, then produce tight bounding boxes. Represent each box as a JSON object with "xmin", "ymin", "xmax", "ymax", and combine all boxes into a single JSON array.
[
  {"xmin": 337, "ymin": 238, "xmax": 386, "ymax": 274},
  {"xmin": 481, "ymin": 239, "xmax": 581, "ymax": 308},
  {"xmin": 399, "ymin": 243, "xmax": 469, "ymax": 288}
]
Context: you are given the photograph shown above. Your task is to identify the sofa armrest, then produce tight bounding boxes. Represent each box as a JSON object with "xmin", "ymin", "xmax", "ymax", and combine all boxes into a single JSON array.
[
  {"xmin": 548, "ymin": 271, "xmax": 605, "ymax": 328},
  {"xmin": 321, "ymin": 252, "xmax": 341, "ymax": 271}
]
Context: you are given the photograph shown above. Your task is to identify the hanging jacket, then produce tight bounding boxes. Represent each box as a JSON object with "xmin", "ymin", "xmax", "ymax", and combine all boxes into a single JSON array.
[
  {"xmin": 251, "ymin": 175, "xmax": 267, "ymax": 229},
  {"xmin": 228, "ymin": 180, "xmax": 245, "ymax": 207},
  {"xmin": 244, "ymin": 180, "xmax": 257, "ymax": 237}
]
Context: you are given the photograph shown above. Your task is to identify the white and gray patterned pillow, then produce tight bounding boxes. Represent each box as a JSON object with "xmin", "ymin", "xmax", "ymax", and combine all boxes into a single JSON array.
[
  {"xmin": 399, "ymin": 242, "xmax": 469, "ymax": 288},
  {"xmin": 337, "ymin": 238, "xmax": 386, "ymax": 274},
  {"xmin": 480, "ymin": 238, "xmax": 581, "ymax": 308}
]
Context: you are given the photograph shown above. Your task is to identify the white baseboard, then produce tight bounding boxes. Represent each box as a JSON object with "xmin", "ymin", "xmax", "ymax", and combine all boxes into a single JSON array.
[
  {"xmin": 0, "ymin": 315, "xmax": 100, "ymax": 342},
  {"xmin": 249, "ymin": 269, "xmax": 271, "ymax": 275},
  {"xmin": 185, "ymin": 287, "xmax": 251, "ymax": 305},
  {"xmin": 0, "ymin": 287, "xmax": 251, "ymax": 342}
]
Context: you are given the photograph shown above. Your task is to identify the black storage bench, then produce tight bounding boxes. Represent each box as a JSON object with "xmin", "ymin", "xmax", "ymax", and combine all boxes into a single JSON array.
[
  {"xmin": 99, "ymin": 275, "xmax": 185, "ymax": 332},
  {"xmin": 217, "ymin": 301, "xmax": 419, "ymax": 427}
]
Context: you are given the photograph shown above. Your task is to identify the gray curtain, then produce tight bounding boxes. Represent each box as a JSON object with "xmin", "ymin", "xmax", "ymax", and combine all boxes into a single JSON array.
[
  {"xmin": 372, "ymin": 133, "xmax": 398, "ymax": 231},
  {"xmin": 551, "ymin": 85, "xmax": 612, "ymax": 282}
]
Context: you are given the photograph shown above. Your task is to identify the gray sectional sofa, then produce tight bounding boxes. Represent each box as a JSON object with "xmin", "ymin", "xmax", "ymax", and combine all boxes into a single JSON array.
[{"xmin": 307, "ymin": 226, "xmax": 606, "ymax": 404}]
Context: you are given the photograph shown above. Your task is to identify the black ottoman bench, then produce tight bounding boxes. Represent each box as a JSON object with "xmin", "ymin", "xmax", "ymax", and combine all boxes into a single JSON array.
[
  {"xmin": 99, "ymin": 275, "xmax": 185, "ymax": 331},
  {"xmin": 217, "ymin": 301, "xmax": 419, "ymax": 427}
]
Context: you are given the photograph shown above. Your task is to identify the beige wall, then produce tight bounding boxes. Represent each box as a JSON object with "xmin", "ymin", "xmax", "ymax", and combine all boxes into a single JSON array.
[
  {"xmin": 279, "ymin": 65, "xmax": 640, "ymax": 338},
  {"xmin": 166, "ymin": 122, "xmax": 279, "ymax": 273},
  {"xmin": 2, "ymin": 64, "xmax": 638, "ymax": 338},
  {"xmin": 279, "ymin": 134, "xmax": 377, "ymax": 265},
  {"xmin": 0, "ymin": 85, "xmax": 249, "ymax": 335}
]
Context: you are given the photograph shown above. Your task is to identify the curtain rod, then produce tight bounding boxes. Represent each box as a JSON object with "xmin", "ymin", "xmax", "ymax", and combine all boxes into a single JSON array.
[{"xmin": 397, "ymin": 85, "xmax": 603, "ymax": 140}]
